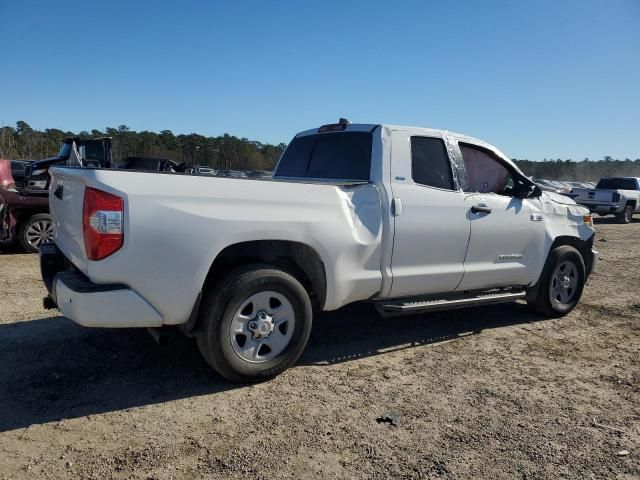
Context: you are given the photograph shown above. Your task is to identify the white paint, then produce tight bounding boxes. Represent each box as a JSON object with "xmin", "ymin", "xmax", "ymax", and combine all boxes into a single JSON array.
[
  {"xmin": 48, "ymin": 123, "xmax": 596, "ymax": 328},
  {"xmin": 55, "ymin": 278, "xmax": 163, "ymax": 328}
]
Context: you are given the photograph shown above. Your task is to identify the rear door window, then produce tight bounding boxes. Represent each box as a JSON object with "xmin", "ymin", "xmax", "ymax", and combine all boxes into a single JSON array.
[
  {"xmin": 410, "ymin": 137, "xmax": 454, "ymax": 190},
  {"xmin": 276, "ymin": 132, "xmax": 372, "ymax": 180}
]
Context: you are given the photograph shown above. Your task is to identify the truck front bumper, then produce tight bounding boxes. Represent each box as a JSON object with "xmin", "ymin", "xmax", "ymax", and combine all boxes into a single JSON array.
[{"xmin": 40, "ymin": 244, "xmax": 163, "ymax": 328}]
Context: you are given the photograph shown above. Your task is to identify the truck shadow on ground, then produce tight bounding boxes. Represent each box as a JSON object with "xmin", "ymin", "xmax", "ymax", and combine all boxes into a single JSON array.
[
  {"xmin": 0, "ymin": 245, "xmax": 29, "ymax": 255},
  {"xmin": 0, "ymin": 302, "xmax": 542, "ymax": 432},
  {"xmin": 593, "ymin": 217, "xmax": 639, "ymax": 225}
]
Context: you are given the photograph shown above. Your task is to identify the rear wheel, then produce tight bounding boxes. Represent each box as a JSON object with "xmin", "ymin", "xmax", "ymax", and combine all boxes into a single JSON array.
[
  {"xmin": 196, "ymin": 265, "xmax": 312, "ymax": 382},
  {"xmin": 616, "ymin": 205, "xmax": 634, "ymax": 224},
  {"xmin": 527, "ymin": 246, "xmax": 585, "ymax": 317},
  {"xmin": 18, "ymin": 213, "xmax": 53, "ymax": 253}
]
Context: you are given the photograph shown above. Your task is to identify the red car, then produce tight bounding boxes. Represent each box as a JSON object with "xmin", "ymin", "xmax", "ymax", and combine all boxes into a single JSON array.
[
  {"xmin": 0, "ymin": 159, "xmax": 51, "ymax": 252},
  {"xmin": 0, "ymin": 137, "xmax": 113, "ymax": 252}
]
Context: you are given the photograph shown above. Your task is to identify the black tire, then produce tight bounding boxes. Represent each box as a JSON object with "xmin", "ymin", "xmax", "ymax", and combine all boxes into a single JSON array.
[
  {"xmin": 527, "ymin": 245, "xmax": 586, "ymax": 318},
  {"xmin": 18, "ymin": 213, "xmax": 53, "ymax": 253},
  {"xmin": 616, "ymin": 205, "xmax": 634, "ymax": 224},
  {"xmin": 196, "ymin": 264, "xmax": 312, "ymax": 382}
]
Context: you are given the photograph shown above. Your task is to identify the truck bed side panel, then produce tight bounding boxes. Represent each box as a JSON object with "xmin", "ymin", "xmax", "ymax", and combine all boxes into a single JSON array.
[{"xmin": 49, "ymin": 168, "xmax": 384, "ymax": 324}]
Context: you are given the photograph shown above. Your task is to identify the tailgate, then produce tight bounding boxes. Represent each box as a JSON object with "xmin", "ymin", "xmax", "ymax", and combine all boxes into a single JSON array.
[
  {"xmin": 49, "ymin": 168, "xmax": 89, "ymax": 274},
  {"xmin": 573, "ymin": 188, "xmax": 613, "ymax": 203}
]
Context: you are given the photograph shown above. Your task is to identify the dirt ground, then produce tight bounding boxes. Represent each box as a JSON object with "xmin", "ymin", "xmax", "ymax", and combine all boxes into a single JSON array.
[{"xmin": 0, "ymin": 218, "xmax": 638, "ymax": 479}]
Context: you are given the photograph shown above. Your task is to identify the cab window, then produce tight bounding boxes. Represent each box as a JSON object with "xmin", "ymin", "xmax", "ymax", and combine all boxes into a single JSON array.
[
  {"xmin": 410, "ymin": 137, "xmax": 454, "ymax": 190},
  {"xmin": 460, "ymin": 143, "xmax": 514, "ymax": 195}
]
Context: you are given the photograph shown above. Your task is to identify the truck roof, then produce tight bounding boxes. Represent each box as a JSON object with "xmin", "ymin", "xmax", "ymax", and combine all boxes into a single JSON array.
[
  {"xmin": 600, "ymin": 176, "xmax": 640, "ymax": 181},
  {"xmin": 295, "ymin": 122, "xmax": 518, "ymax": 171}
]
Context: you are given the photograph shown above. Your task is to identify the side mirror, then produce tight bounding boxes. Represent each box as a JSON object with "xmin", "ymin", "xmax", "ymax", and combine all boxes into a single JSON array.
[
  {"xmin": 512, "ymin": 181, "xmax": 541, "ymax": 199},
  {"xmin": 531, "ymin": 185, "xmax": 542, "ymax": 197}
]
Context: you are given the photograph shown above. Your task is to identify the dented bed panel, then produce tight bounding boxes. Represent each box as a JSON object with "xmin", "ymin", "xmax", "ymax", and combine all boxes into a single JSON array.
[{"xmin": 49, "ymin": 166, "xmax": 385, "ymax": 324}]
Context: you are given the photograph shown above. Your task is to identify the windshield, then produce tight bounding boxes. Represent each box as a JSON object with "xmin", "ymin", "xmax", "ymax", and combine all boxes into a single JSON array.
[
  {"xmin": 81, "ymin": 141, "xmax": 106, "ymax": 161},
  {"xmin": 57, "ymin": 142, "xmax": 72, "ymax": 158},
  {"xmin": 596, "ymin": 178, "xmax": 638, "ymax": 190}
]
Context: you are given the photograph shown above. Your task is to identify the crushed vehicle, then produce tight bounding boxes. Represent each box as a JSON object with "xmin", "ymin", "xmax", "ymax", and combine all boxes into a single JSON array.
[
  {"xmin": 569, "ymin": 177, "xmax": 640, "ymax": 224},
  {"xmin": 0, "ymin": 138, "xmax": 112, "ymax": 252},
  {"xmin": 39, "ymin": 120, "xmax": 598, "ymax": 382},
  {"xmin": 117, "ymin": 156, "xmax": 195, "ymax": 173},
  {"xmin": 0, "ymin": 159, "xmax": 51, "ymax": 251}
]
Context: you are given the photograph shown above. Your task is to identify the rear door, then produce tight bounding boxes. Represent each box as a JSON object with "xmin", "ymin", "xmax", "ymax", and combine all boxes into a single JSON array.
[
  {"xmin": 455, "ymin": 142, "xmax": 545, "ymax": 290},
  {"xmin": 388, "ymin": 131, "xmax": 470, "ymax": 297}
]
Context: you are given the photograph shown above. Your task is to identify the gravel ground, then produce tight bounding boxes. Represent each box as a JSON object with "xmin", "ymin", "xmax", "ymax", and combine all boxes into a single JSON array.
[{"xmin": 0, "ymin": 219, "xmax": 638, "ymax": 479}]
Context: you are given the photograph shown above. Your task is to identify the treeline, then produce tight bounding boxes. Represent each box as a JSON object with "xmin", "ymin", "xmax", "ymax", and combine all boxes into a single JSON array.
[
  {"xmin": 514, "ymin": 158, "xmax": 640, "ymax": 182},
  {"xmin": 1, "ymin": 121, "xmax": 639, "ymax": 179},
  {"xmin": 0, "ymin": 121, "xmax": 287, "ymax": 171}
]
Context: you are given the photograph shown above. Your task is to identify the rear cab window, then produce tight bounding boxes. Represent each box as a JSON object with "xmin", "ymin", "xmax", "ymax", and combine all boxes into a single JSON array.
[
  {"xmin": 275, "ymin": 132, "xmax": 372, "ymax": 181},
  {"xmin": 596, "ymin": 178, "xmax": 639, "ymax": 190}
]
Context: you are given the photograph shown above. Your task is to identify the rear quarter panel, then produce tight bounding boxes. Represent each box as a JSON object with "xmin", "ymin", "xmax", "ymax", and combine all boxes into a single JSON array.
[{"xmin": 60, "ymin": 169, "xmax": 384, "ymax": 324}]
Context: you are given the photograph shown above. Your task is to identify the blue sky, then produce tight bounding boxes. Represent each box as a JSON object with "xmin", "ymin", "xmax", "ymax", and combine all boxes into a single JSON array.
[{"xmin": 1, "ymin": 0, "xmax": 638, "ymax": 160}]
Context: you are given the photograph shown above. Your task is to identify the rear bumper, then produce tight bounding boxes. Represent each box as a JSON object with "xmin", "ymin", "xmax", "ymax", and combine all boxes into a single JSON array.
[
  {"xmin": 577, "ymin": 202, "xmax": 624, "ymax": 214},
  {"xmin": 40, "ymin": 243, "xmax": 162, "ymax": 328}
]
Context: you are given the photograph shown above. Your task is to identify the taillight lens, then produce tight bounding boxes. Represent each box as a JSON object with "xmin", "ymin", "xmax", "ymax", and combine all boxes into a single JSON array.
[
  {"xmin": 612, "ymin": 192, "xmax": 620, "ymax": 202},
  {"xmin": 83, "ymin": 187, "xmax": 124, "ymax": 260}
]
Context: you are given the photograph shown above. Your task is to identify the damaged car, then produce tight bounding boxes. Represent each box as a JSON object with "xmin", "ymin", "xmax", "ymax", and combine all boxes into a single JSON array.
[
  {"xmin": 0, "ymin": 159, "xmax": 51, "ymax": 252},
  {"xmin": 0, "ymin": 137, "xmax": 112, "ymax": 252}
]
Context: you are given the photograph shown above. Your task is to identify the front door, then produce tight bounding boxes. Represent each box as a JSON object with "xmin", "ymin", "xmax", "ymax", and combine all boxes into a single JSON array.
[{"xmin": 455, "ymin": 142, "xmax": 545, "ymax": 290}]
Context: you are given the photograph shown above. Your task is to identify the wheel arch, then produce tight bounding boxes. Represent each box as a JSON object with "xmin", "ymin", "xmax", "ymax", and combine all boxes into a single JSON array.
[
  {"xmin": 12, "ymin": 206, "xmax": 50, "ymax": 224},
  {"xmin": 182, "ymin": 240, "xmax": 327, "ymax": 336},
  {"xmin": 527, "ymin": 235, "xmax": 593, "ymax": 301}
]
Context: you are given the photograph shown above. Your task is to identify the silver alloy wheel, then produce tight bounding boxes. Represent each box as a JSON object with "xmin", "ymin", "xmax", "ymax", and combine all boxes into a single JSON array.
[
  {"xmin": 625, "ymin": 206, "xmax": 633, "ymax": 223},
  {"xmin": 549, "ymin": 260, "xmax": 579, "ymax": 306},
  {"xmin": 229, "ymin": 290, "xmax": 296, "ymax": 363},
  {"xmin": 25, "ymin": 219, "xmax": 53, "ymax": 249}
]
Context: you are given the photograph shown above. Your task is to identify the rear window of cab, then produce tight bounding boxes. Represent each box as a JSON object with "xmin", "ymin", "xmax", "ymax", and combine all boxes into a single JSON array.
[{"xmin": 275, "ymin": 132, "xmax": 372, "ymax": 181}]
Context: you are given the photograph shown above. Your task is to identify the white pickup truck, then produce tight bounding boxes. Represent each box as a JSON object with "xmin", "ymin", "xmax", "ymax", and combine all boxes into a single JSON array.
[
  {"xmin": 40, "ymin": 120, "xmax": 598, "ymax": 382},
  {"xmin": 569, "ymin": 177, "xmax": 640, "ymax": 224}
]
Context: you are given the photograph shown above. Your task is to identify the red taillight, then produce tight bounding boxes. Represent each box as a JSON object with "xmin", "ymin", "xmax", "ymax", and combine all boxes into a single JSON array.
[{"xmin": 83, "ymin": 187, "xmax": 124, "ymax": 260}]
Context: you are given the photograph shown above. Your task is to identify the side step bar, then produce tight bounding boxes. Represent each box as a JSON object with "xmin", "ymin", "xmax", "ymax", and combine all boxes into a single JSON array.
[{"xmin": 376, "ymin": 291, "xmax": 526, "ymax": 316}]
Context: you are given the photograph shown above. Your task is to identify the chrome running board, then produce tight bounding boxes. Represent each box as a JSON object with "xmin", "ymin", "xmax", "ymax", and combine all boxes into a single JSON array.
[{"xmin": 376, "ymin": 290, "xmax": 526, "ymax": 316}]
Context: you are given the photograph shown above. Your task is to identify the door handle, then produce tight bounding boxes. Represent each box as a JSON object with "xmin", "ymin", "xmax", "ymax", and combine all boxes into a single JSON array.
[
  {"xmin": 471, "ymin": 204, "xmax": 492, "ymax": 215},
  {"xmin": 392, "ymin": 197, "xmax": 403, "ymax": 216}
]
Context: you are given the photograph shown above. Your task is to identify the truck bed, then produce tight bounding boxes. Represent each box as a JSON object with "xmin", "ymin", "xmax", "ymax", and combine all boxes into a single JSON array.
[{"xmin": 48, "ymin": 166, "xmax": 384, "ymax": 324}]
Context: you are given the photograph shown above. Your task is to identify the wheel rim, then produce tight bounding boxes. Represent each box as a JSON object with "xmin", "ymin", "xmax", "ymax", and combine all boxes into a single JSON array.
[
  {"xmin": 25, "ymin": 219, "xmax": 53, "ymax": 249},
  {"xmin": 549, "ymin": 260, "xmax": 579, "ymax": 306},
  {"xmin": 626, "ymin": 207, "xmax": 633, "ymax": 222},
  {"xmin": 229, "ymin": 290, "xmax": 296, "ymax": 363}
]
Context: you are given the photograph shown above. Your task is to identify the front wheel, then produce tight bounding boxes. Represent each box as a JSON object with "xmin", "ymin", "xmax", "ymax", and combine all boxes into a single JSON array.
[
  {"xmin": 527, "ymin": 246, "xmax": 586, "ymax": 318},
  {"xmin": 616, "ymin": 205, "xmax": 634, "ymax": 224},
  {"xmin": 196, "ymin": 265, "xmax": 313, "ymax": 382}
]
